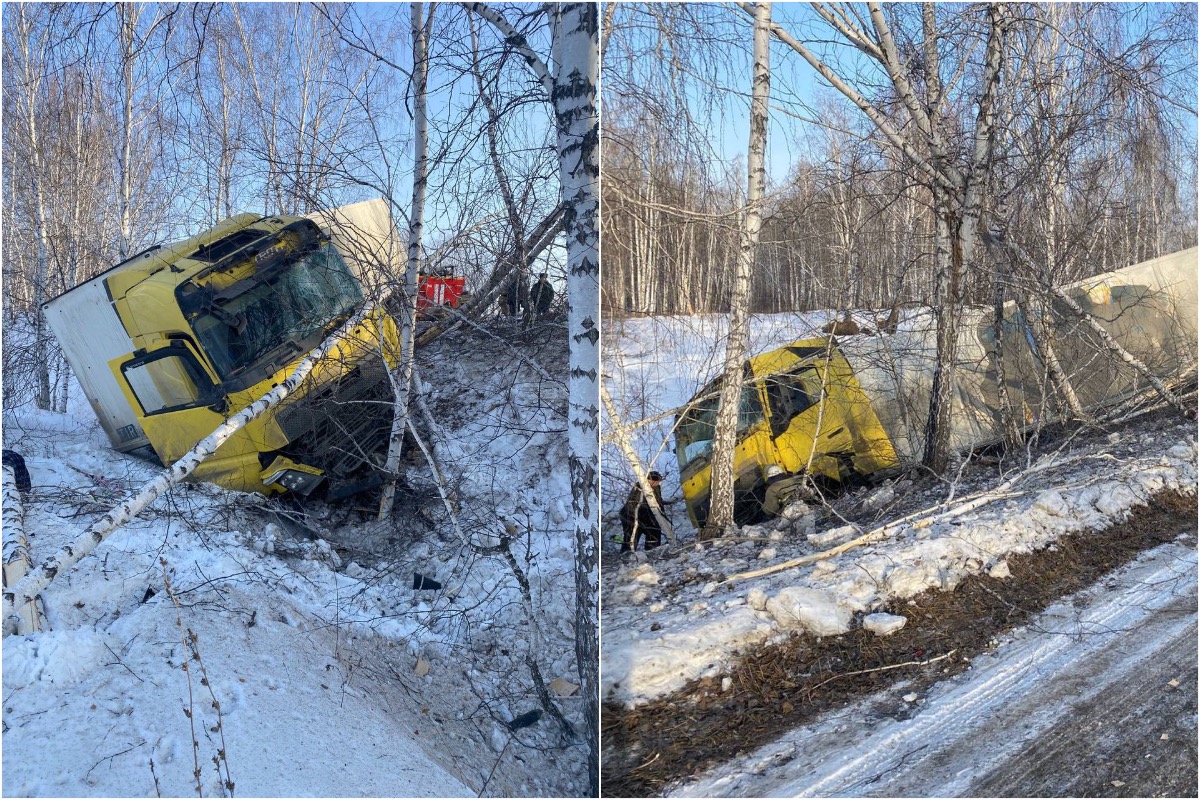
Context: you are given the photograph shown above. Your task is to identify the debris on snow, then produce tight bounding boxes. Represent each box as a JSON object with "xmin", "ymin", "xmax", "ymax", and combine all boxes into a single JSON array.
[
  {"xmin": 902, "ymin": 693, "xmax": 919, "ymax": 703},
  {"xmin": 633, "ymin": 567, "xmax": 660, "ymax": 585},
  {"xmin": 988, "ymin": 560, "xmax": 1012, "ymax": 579},
  {"xmin": 1032, "ymin": 489, "xmax": 1070, "ymax": 518},
  {"xmin": 861, "ymin": 484, "xmax": 896, "ymax": 513},
  {"xmin": 506, "ymin": 709, "xmax": 542, "ymax": 731}
]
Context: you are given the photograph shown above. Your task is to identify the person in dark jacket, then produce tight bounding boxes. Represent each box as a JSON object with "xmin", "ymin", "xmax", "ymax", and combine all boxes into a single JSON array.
[
  {"xmin": 620, "ymin": 470, "xmax": 666, "ymax": 553},
  {"xmin": 530, "ymin": 273, "xmax": 555, "ymax": 317},
  {"xmin": 503, "ymin": 274, "xmax": 528, "ymax": 317}
]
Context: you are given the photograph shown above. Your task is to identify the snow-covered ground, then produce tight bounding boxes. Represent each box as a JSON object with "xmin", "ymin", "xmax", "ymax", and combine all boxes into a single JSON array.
[
  {"xmin": 675, "ymin": 532, "xmax": 1198, "ymax": 797},
  {"xmin": 3, "ymin": 322, "xmax": 588, "ymax": 797},
  {"xmin": 601, "ymin": 312, "xmax": 1198, "ymax": 708}
]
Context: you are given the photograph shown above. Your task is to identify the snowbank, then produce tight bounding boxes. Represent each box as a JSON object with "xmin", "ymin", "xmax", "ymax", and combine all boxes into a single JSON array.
[{"xmin": 2, "ymin": 325, "xmax": 586, "ymax": 797}]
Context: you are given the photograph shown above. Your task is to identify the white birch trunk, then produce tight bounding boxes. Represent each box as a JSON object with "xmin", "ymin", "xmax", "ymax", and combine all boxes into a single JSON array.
[
  {"xmin": 461, "ymin": 6, "xmax": 599, "ymax": 785},
  {"xmin": 706, "ymin": 1, "xmax": 771, "ymax": 536},
  {"xmin": 378, "ymin": 2, "xmax": 430, "ymax": 519},
  {"xmin": 116, "ymin": 5, "xmax": 137, "ymax": 261},
  {"xmin": 554, "ymin": 5, "xmax": 600, "ymax": 790},
  {"xmin": 14, "ymin": 7, "xmax": 54, "ymax": 411},
  {"xmin": 2, "ymin": 465, "xmax": 42, "ymax": 635},
  {"xmin": 600, "ymin": 383, "xmax": 675, "ymax": 544}
]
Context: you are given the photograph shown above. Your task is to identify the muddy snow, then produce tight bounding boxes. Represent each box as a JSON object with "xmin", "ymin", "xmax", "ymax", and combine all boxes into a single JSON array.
[{"xmin": 674, "ymin": 532, "xmax": 1198, "ymax": 797}]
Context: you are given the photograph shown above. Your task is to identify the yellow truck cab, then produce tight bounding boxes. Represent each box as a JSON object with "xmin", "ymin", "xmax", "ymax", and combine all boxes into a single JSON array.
[
  {"xmin": 44, "ymin": 203, "xmax": 402, "ymax": 499},
  {"xmin": 675, "ymin": 339, "xmax": 899, "ymax": 528}
]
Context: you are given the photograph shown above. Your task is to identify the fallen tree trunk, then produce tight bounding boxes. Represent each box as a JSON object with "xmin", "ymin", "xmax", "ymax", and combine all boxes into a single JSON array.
[
  {"xmin": 601, "ymin": 382, "xmax": 675, "ymax": 545},
  {"xmin": 721, "ymin": 451, "xmax": 1118, "ymax": 586},
  {"xmin": 415, "ymin": 203, "xmax": 564, "ymax": 347},
  {"xmin": 2, "ymin": 462, "xmax": 43, "ymax": 635}
]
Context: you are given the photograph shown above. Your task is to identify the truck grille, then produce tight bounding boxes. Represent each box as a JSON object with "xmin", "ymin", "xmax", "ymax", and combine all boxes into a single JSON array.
[{"xmin": 275, "ymin": 356, "xmax": 394, "ymax": 481}]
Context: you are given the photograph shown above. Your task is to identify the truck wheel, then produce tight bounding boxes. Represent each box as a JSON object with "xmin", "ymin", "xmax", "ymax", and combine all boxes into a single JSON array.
[{"xmin": 763, "ymin": 474, "xmax": 812, "ymax": 516}]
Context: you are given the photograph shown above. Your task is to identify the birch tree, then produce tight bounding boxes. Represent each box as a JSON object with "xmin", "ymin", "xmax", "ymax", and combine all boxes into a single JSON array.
[
  {"xmin": 704, "ymin": 1, "xmax": 771, "ymax": 537},
  {"xmin": 379, "ymin": 2, "xmax": 431, "ymax": 519},
  {"xmin": 460, "ymin": 3, "xmax": 600, "ymax": 789},
  {"xmin": 735, "ymin": 1, "xmax": 1010, "ymax": 473},
  {"xmin": 5, "ymin": 5, "xmax": 56, "ymax": 410}
]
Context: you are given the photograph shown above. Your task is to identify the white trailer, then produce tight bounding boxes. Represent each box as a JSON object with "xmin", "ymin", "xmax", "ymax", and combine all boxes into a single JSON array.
[{"xmin": 840, "ymin": 247, "xmax": 1199, "ymax": 461}]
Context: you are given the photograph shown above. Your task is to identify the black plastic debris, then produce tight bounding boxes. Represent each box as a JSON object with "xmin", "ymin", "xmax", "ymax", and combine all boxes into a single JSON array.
[
  {"xmin": 506, "ymin": 709, "xmax": 542, "ymax": 731},
  {"xmin": 141, "ymin": 586, "xmax": 157, "ymax": 604},
  {"xmin": 412, "ymin": 573, "xmax": 442, "ymax": 591}
]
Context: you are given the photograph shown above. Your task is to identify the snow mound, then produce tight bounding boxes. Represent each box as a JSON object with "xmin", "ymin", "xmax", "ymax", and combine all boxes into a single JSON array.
[
  {"xmin": 863, "ymin": 612, "xmax": 907, "ymax": 636},
  {"xmin": 3, "ymin": 629, "xmax": 113, "ymax": 687},
  {"xmin": 765, "ymin": 588, "xmax": 851, "ymax": 636}
]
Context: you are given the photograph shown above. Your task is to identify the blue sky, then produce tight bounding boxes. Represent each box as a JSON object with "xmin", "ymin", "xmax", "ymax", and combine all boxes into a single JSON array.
[{"xmin": 604, "ymin": 2, "xmax": 1198, "ymax": 195}]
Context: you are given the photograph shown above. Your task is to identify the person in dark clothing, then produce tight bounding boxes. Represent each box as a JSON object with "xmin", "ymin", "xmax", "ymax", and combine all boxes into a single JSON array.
[
  {"xmin": 620, "ymin": 470, "xmax": 666, "ymax": 553},
  {"xmin": 503, "ymin": 274, "xmax": 527, "ymax": 317},
  {"xmin": 530, "ymin": 273, "xmax": 555, "ymax": 317}
]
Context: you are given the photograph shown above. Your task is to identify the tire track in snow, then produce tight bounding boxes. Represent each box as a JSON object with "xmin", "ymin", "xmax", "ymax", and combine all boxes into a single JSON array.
[{"xmin": 676, "ymin": 537, "xmax": 1197, "ymax": 798}]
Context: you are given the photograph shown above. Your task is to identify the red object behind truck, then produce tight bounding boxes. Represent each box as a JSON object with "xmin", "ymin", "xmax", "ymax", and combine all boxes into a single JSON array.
[{"xmin": 417, "ymin": 275, "xmax": 465, "ymax": 313}]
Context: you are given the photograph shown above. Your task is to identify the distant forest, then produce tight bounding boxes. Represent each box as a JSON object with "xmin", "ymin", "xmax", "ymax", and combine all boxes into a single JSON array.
[{"xmin": 601, "ymin": 3, "xmax": 1198, "ymax": 317}]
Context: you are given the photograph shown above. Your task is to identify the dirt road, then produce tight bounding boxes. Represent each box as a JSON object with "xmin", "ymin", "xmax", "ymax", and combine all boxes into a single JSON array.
[
  {"xmin": 673, "ymin": 535, "xmax": 1198, "ymax": 798},
  {"xmin": 965, "ymin": 615, "xmax": 1197, "ymax": 798}
]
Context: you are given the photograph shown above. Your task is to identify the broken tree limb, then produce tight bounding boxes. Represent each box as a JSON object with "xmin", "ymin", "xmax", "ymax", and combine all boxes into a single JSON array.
[
  {"xmin": 600, "ymin": 382, "xmax": 675, "ymax": 545},
  {"xmin": 2, "ymin": 300, "xmax": 382, "ymax": 620},
  {"xmin": 1048, "ymin": 284, "xmax": 1192, "ymax": 419},
  {"xmin": 1016, "ymin": 293, "xmax": 1093, "ymax": 423},
  {"xmin": 807, "ymin": 648, "xmax": 959, "ymax": 694},
  {"xmin": 414, "ymin": 203, "xmax": 564, "ymax": 347}
]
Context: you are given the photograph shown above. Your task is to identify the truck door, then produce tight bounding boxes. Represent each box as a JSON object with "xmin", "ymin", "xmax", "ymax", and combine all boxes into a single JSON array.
[
  {"xmin": 763, "ymin": 363, "xmax": 855, "ymax": 481},
  {"xmin": 109, "ymin": 340, "xmax": 230, "ymax": 466}
]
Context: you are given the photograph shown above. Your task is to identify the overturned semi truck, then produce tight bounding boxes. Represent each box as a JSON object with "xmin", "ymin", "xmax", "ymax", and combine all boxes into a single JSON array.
[
  {"xmin": 43, "ymin": 199, "xmax": 417, "ymax": 500},
  {"xmin": 676, "ymin": 248, "xmax": 1199, "ymax": 528}
]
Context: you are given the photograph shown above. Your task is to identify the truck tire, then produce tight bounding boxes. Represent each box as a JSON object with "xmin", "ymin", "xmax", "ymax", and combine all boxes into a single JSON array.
[
  {"xmin": 2, "ymin": 450, "xmax": 31, "ymax": 493},
  {"xmin": 763, "ymin": 474, "xmax": 813, "ymax": 516}
]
